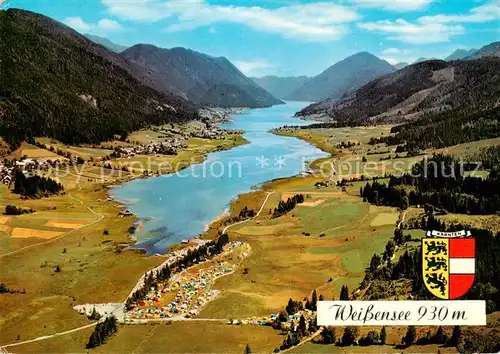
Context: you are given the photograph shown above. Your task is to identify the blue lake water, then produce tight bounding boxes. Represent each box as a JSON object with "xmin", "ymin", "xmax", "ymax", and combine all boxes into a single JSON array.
[{"xmin": 110, "ymin": 101, "xmax": 329, "ymax": 253}]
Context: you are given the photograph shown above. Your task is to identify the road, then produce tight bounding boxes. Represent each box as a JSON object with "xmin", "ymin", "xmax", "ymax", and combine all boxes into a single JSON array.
[
  {"xmin": 0, "ymin": 322, "xmax": 98, "ymax": 350},
  {"xmin": 222, "ymin": 191, "xmax": 274, "ymax": 234}
]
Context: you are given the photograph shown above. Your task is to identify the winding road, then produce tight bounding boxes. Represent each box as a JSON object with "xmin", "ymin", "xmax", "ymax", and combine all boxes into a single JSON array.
[{"xmin": 222, "ymin": 191, "xmax": 274, "ymax": 234}]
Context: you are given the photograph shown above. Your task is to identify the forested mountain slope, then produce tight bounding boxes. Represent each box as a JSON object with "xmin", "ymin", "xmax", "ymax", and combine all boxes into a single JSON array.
[
  {"xmin": 466, "ymin": 41, "xmax": 500, "ymax": 59},
  {"xmin": 121, "ymin": 45, "xmax": 283, "ymax": 108},
  {"xmin": 0, "ymin": 9, "xmax": 198, "ymax": 147},
  {"xmin": 297, "ymin": 58, "xmax": 500, "ymax": 124},
  {"xmin": 250, "ymin": 76, "xmax": 310, "ymax": 100},
  {"xmin": 287, "ymin": 52, "xmax": 394, "ymax": 102}
]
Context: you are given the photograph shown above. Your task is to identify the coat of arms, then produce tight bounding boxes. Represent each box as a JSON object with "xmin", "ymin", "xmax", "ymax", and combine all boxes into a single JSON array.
[{"xmin": 422, "ymin": 230, "xmax": 475, "ymax": 299}]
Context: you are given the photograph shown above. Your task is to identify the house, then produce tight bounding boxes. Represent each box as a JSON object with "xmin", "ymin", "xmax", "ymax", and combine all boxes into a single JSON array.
[
  {"xmin": 3, "ymin": 175, "xmax": 12, "ymax": 185},
  {"xmin": 119, "ymin": 209, "xmax": 134, "ymax": 217}
]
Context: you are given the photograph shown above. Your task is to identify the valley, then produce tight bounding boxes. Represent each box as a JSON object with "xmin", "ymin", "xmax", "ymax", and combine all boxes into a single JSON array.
[
  {"xmin": 2, "ymin": 104, "xmax": 499, "ymax": 353},
  {"xmin": 1, "ymin": 4, "xmax": 499, "ymax": 354}
]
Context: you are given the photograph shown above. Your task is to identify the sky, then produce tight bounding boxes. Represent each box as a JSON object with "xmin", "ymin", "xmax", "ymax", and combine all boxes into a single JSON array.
[{"xmin": 7, "ymin": 0, "xmax": 500, "ymax": 77}]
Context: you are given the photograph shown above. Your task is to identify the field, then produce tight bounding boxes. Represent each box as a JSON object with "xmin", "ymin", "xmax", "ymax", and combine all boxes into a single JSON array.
[
  {"xmin": 9, "ymin": 142, "xmax": 67, "ymax": 160},
  {"xmin": 11, "ymin": 322, "xmax": 283, "ymax": 353},
  {"xmin": 199, "ymin": 176, "xmax": 399, "ymax": 319},
  {"xmin": 0, "ymin": 129, "xmax": 248, "ymax": 349},
  {"xmin": 2, "ymin": 124, "xmax": 499, "ymax": 353},
  {"xmin": 277, "ymin": 126, "xmax": 500, "ymax": 179}
]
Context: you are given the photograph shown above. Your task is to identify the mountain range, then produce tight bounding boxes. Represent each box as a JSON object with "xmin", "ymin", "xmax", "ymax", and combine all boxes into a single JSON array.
[
  {"xmin": 393, "ymin": 62, "xmax": 409, "ymax": 70},
  {"xmin": 445, "ymin": 48, "xmax": 478, "ymax": 61},
  {"xmin": 286, "ymin": 52, "xmax": 395, "ymax": 102},
  {"xmin": 121, "ymin": 45, "xmax": 282, "ymax": 108},
  {"xmin": 297, "ymin": 57, "xmax": 500, "ymax": 124},
  {"xmin": 85, "ymin": 34, "xmax": 128, "ymax": 53},
  {"xmin": 0, "ymin": 9, "xmax": 285, "ymax": 147},
  {"xmin": 466, "ymin": 41, "xmax": 500, "ymax": 60},
  {"xmin": 0, "ymin": 9, "xmax": 198, "ymax": 146},
  {"xmin": 250, "ymin": 76, "xmax": 310, "ymax": 101}
]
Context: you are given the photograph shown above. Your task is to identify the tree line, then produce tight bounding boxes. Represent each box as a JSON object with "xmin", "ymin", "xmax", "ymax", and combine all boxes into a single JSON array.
[
  {"xmin": 13, "ymin": 169, "xmax": 64, "ymax": 198},
  {"xmin": 126, "ymin": 234, "xmax": 229, "ymax": 309},
  {"xmin": 360, "ymin": 154, "xmax": 500, "ymax": 215},
  {"xmin": 368, "ymin": 107, "xmax": 500, "ymax": 153},
  {"xmin": 272, "ymin": 194, "xmax": 304, "ymax": 218},
  {"xmin": 86, "ymin": 316, "xmax": 118, "ymax": 349}
]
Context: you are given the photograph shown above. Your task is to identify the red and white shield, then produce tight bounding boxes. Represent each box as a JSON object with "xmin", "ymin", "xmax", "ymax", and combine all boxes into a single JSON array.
[{"xmin": 422, "ymin": 232, "xmax": 475, "ymax": 300}]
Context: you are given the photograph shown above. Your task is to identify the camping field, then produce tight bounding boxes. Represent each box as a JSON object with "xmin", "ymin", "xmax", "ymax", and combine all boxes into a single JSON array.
[
  {"xmin": 199, "ymin": 176, "xmax": 399, "ymax": 319},
  {"xmin": 2, "ymin": 124, "xmax": 498, "ymax": 353}
]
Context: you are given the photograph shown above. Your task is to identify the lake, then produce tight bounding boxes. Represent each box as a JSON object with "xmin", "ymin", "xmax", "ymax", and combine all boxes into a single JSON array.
[{"xmin": 110, "ymin": 101, "xmax": 329, "ymax": 254}]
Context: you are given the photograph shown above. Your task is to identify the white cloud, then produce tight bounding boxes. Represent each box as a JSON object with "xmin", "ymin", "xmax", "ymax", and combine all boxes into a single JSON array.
[
  {"xmin": 233, "ymin": 59, "xmax": 274, "ymax": 76},
  {"xmin": 381, "ymin": 47, "xmax": 402, "ymax": 55},
  {"xmin": 419, "ymin": 1, "xmax": 500, "ymax": 24},
  {"xmin": 97, "ymin": 18, "xmax": 123, "ymax": 31},
  {"xmin": 64, "ymin": 16, "xmax": 123, "ymax": 34},
  {"xmin": 101, "ymin": 0, "xmax": 360, "ymax": 42},
  {"xmin": 358, "ymin": 19, "xmax": 464, "ymax": 44},
  {"xmin": 380, "ymin": 48, "xmax": 415, "ymax": 64},
  {"xmin": 350, "ymin": 0, "xmax": 434, "ymax": 12},
  {"xmin": 64, "ymin": 17, "xmax": 94, "ymax": 33},
  {"xmin": 358, "ymin": 1, "xmax": 500, "ymax": 44}
]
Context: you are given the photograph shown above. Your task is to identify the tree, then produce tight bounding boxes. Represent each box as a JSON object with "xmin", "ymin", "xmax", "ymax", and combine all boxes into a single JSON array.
[
  {"xmin": 402, "ymin": 326, "xmax": 416, "ymax": 347},
  {"xmin": 401, "ymin": 196, "xmax": 409, "ymax": 210},
  {"xmin": 383, "ymin": 240, "xmax": 396, "ymax": 261},
  {"xmin": 341, "ymin": 326, "xmax": 359, "ymax": 346},
  {"xmin": 244, "ymin": 344, "xmax": 252, "ymax": 354},
  {"xmin": 340, "ymin": 285, "xmax": 349, "ymax": 300},
  {"xmin": 393, "ymin": 228, "xmax": 404, "ymax": 245},
  {"xmin": 320, "ymin": 327, "xmax": 336, "ymax": 344},
  {"xmin": 298, "ymin": 315, "xmax": 307, "ymax": 338},
  {"xmin": 311, "ymin": 289, "xmax": 318, "ymax": 311},
  {"xmin": 359, "ymin": 331, "xmax": 380, "ymax": 346},
  {"xmin": 448, "ymin": 326, "xmax": 461, "ymax": 347},
  {"xmin": 89, "ymin": 307, "xmax": 101, "ymax": 320},
  {"xmin": 380, "ymin": 326, "xmax": 387, "ymax": 345}
]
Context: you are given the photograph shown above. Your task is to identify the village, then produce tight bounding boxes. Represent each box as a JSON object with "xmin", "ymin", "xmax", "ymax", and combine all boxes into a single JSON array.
[{"xmin": 0, "ymin": 157, "xmax": 70, "ymax": 186}]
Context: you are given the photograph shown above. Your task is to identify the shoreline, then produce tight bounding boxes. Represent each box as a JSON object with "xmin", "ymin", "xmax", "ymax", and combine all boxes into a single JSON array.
[
  {"xmin": 104, "ymin": 117, "xmax": 250, "ymax": 251},
  {"xmin": 204, "ymin": 208, "xmax": 230, "ymax": 232},
  {"xmin": 113, "ymin": 125, "xmax": 332, "ymax": 255},
  {"xmin": 105, "ymin": 101, "xmax": 332, "ymax": 258}
]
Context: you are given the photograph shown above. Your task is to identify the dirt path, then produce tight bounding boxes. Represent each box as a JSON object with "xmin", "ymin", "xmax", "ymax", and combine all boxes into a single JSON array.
[
  {"xmin": 0, "ymin": 187, "xmax": 104, "ymax": 259},
  {"xmin": 131, "ymin": 325, "xmax": 158, "ymax": 354},
  {"xmin": 0, "ymin": 321, "xmax": 98, "ymax": 350},
  {"xmin": 281, "ymin": 328, "xmax": 323, "ymax": 353},
  {"xmin": 222, "ymin": 191, "xmax": 274, "ymax": 234}
]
